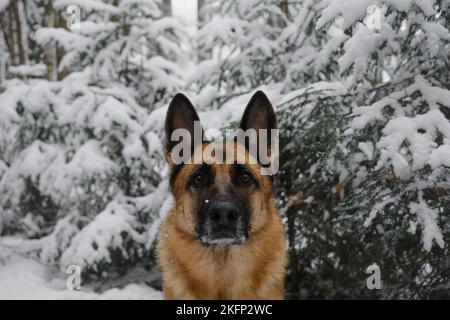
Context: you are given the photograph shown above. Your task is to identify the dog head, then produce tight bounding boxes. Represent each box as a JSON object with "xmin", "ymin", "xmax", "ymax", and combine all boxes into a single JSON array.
[{"xmin": 164, "ymin": 91, "xmax": 277, "ymax": 246}]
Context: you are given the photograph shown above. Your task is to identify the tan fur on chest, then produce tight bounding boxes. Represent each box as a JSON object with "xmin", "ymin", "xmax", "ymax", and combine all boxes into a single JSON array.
[{"xmin": 158, "ymin": 203, "xmax": 286, "ymax": 300}]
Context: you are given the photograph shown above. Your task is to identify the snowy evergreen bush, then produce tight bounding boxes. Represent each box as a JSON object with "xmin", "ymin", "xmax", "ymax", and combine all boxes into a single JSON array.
[
  {"xmin": 0, "ymin": 0, "xmax": 176, "ymax": 281},
  {"xmin": 35, "ymin": 0, "xmax": 185, "ymax": 105},
  {"xmin": 189, "ymin": 0, "xmax": 289, "ymax": 107},
  {"xmin": 0, "ymin": 71, "xmax": 170, "ymax": 279},
  {"xmin": 276, "ymin": 0, "xmax": 450, "ymax": 298}
]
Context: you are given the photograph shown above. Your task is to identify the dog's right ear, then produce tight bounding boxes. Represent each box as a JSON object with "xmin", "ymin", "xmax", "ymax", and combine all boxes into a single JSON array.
[{"xmin": 165, "ymin": 93, "xmax": 203, "ymax": 164}]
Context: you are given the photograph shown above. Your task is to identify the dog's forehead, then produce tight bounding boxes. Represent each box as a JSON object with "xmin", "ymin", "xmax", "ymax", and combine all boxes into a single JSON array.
[{"xmin": 188, "ymin": 141, "xmax": 261, "ymax": 176}]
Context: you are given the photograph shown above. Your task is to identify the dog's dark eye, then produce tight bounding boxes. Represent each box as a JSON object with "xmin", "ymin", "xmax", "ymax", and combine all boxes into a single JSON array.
[
  {"xmin": 238, "ymin": 172, "xmax": 252, "ymax": 185},
  {"xmin": 191, "ymin": 172, "xmax": 207, "ymax": 188}
]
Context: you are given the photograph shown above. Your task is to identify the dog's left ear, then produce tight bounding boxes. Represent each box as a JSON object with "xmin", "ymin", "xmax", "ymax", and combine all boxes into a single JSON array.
[
  {"xmin": 240, "ymin": 91, "xmax": 277, "ymax": 133},
  {"xmin": 239, "ymin": 91, "xmax": 277, "ymax": 169}
]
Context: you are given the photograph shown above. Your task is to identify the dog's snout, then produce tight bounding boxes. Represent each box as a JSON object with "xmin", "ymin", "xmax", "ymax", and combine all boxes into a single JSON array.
[
  {"xmin": 198, "ymin": 195, "xmax": 249, "ymax": 246},
  {"xmin": 208, "ymin": 199, "xmax": 239, "ymax": 224}
]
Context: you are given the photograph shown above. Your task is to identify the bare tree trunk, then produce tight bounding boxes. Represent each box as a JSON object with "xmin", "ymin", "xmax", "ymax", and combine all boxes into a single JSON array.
[
  {"xmin": 154, "ymin": 0, "xmax": 171, "ymax": 56},
  {"xmin": 274, "ymin": 0, "xmax": 288, "ymax": 29},
  {"xmin": 21, "ymin": 0, "xmax": 39, "ymax": 65},
  {"xmin": 10, "ymin": 1, "xmax": 25, "ymax": 66},
  {"xmin": 17, "ymin": 0, "xmax": 29, "ymax": 66},
  {"xmin": 280, "ymin": 0, "xmax": 288, "ymax": 11},
  {"xmin": 197, "ymin": 0, "xmax": 205, "ymax": 28},
  {"xmin": 43, "ymin": 0, "xmax": 57, "ymax": 80},
  {"xmin": 56, "ymin": 10, "xmax": 70, "ymax": 80},
  {"xmin": 1, "ymin": 11, "xmax": 13, "ymax": 69},
  {"xmin": 162, "ymin": 0, "xmax": 171, "ymax": 17},
  {"xmin": 0, "ymin": 53, "xmax": 6, "ymax": 83},
  {"xmin": 110, "ymin": 0, "xmax": 120, "ymax": 23},
  {"xmin": 7, "ymin": 4, "xmax": 17, "ymax": 66},
  {"xmin": 279, "ymin": 0, "xmax": 289, "ymax": 22}
]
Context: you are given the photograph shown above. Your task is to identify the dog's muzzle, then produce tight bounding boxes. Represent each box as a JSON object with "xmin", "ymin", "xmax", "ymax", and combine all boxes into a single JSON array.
[{"xmin": 197, "ymin": 195, "xmax": 249, "ymax": 246}]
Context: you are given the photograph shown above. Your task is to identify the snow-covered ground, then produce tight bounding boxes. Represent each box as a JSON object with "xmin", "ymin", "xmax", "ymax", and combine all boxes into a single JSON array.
[{"xmin": 0, "ymin": 238, "xmax": 163, "ymax": 300}]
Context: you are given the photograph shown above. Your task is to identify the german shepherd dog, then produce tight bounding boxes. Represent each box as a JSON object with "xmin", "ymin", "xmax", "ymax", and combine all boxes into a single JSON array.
[{"xmin": 158, "ymin": 91, "xmax": 286, "ymax": 300}]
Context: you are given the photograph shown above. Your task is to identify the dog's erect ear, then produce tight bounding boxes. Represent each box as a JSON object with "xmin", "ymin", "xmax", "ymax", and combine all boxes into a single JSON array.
[
  {"xmin": 240, "ymin": 91, "xmax": 277, "ymax": 133},
  {"xmin": 165, "ymin": 93, "xmax": 203, "ymax": 157},
  {"xmin": 238, "ymin": 91, "xmax": 277, "ymax": 170}
]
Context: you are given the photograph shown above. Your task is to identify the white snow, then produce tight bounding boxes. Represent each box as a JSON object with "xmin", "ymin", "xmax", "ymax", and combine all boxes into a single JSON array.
[
  {"xmin": 375, "ymin": 109, "xmax": 450, "ymax": 178},
  {"xmin": 0, "ymin": 253, "xmax": 162, "ymax": 300},
  {"xmin": 339, "ymin": 23, "xmax": 383, "ymax": 73},
  {"xmin": 35, "ymin": 28, "xmax": 90, "ymax": 51},
  {"xmin": 358, "ymin": 142, "xmax": 374, "ymax": 160},
  {"xmin": 428, "ymin": 145, "xmax": 450, "ymax": 169},
  {"xmin": 75, "ymin": 21, "xmax": 118, "ymax": 36},
  {"xmin": 92, "ymin": 96, "xmax": 142, "ymax": 135},
  {"xmin": 59, "ymin": 200, "xmax": 146, "ymax": 271},
  {"xmin": 317, "ymin": 0, "xmax": 437, "ymax": 30},
  {"xmin": 69, "ymin": 140, "xmax": 119, "ymax": 175},
  {"xmin": 8, "ymin": 64, "xmax": 47, "ymax": 77},
  {"xmin": 198, "ymin": 16, "xmax": 249, "ymax": 47},
  {"xmin": 317, "ymin": 0, "xmax": 376, "ymax": 30},
  {"xmin": 14, "ymin": 141, "xmax": 62, "ymax": 182},
  {"xmin": 409, "ymin": 193, "xmax": 445, "ymax": 252},
  {"xmin": 54, "ymin": 0, "xmax": 121, "ymax": 14},
  {"xmin": 363, "ymin": 195, "xmax": 396, "ymax": 227}
]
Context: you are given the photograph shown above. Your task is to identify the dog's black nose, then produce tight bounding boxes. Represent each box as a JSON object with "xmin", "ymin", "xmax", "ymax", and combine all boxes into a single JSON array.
[
  {"xmin": 198, "ymin": 194, "xmax": 249, "ymax": 246},
  {"xmin": 208, "ymin": 196, "xmax": 239, "ymax": 225}
]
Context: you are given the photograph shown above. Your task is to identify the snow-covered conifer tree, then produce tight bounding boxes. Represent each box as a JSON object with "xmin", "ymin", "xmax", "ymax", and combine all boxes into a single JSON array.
[
  {"xmin": 278, "ymin": 0, "xmax": 450, "ymax": 298},
  {"xmin": 0, "ymin": 0, "xmax": 182, "ymax": 281}
]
